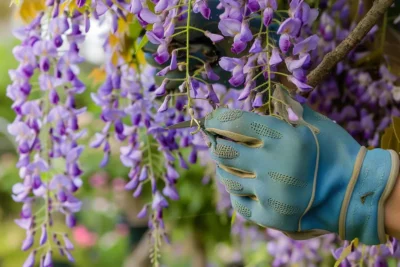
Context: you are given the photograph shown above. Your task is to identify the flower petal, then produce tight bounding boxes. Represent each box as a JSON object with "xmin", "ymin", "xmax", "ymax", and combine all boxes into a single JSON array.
[{"xmin": 293, "ymin": 35, "xmax": 319, "ymax": 55}]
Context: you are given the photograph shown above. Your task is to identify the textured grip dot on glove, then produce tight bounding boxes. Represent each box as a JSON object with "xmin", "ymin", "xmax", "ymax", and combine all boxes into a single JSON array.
[
  {"xmin": 217, "ymin": 110, "xmax": 243, "ymax": 122},
  {"xmin": 221, "ymin": 178, "xmax": 243, "ymax": 191},
  {"xmin": 268, "ymin": 171, "xmax": 307, "ymax": 188},
  {"xmin": 250, "ymin": 122, "xmax": 282, "ymax": 139},
  {"xmin": 233, "ymin": 200, "xmax": 251, "ymax": 218},
  {"xmin": 268, "ymin": 198, "xmax": 300, "ymax": 215},
  {"xmin": 213, "ymin": 144, "xmax": 239, "ymax": 159}
]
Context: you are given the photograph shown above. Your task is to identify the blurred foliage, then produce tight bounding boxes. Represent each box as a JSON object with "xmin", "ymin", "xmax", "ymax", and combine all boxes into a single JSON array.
[{"xmin": 380, "ymin": 117, "xmax": 400, "ymax": 152}]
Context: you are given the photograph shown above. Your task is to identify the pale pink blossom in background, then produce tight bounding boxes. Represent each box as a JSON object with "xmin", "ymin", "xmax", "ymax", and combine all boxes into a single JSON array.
[
  {"xmin": 112, "ymin": 177, "xmax": 126, "ymax": 192},
  {"xmin": 72, "ymin": 225, "xmax": 98, "ymax": 248},
  {"xmin": 89, "ymin": 172, "xmax": 108, "ymax": 188},
  {"xmin": 115, "ymin": 223, "xmax": 129, "ymax": 236}
]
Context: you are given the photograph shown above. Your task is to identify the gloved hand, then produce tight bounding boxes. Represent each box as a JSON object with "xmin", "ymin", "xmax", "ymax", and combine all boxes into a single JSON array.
[{"xmin": 204, "ymin": 106, "xmax": 399, "ymax": 245}]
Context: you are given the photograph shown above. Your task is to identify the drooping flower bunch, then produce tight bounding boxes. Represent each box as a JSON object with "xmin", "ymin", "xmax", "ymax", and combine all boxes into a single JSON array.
[
  {"xmin": 131, "ymin": 0, "xmax": 225, "ymax": 122},
  {"xmin": 7, "ymin": 2, "xmax": 88, "ymax": 266},
  {"xmin": 266, "ymin": 229, "xmax": 337, "ymax": 267},
  {"xmin": 331, "ymin": 237, "xmax": 400, "ymax": 266},
  {"xmin": 216, "ymin": 0, "xmax": 319, "ymax": 113},
  {"xmin": 88, "ymin": 3, "xmax": 219, "ymax": 262},
  {"xmin": 310, "ymin": 0, "xmax": 400, "ymax": 148}
]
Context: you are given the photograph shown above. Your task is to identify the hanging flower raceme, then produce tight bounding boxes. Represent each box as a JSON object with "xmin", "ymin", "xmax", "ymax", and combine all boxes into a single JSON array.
[
  {"xmin": 88, "ymin": 7, "xmax": 218, "ymax": 260},
  {"xmin": 8, "ymin": 3, "xmax": 88, "ymax": 266},
  {"xmin": 266, "ymin": 229, "xmax": 337, "ymax": 267},
  {"xmin": 215, "ymin": 0, "xmax": 319, "ymax": 113},
  {"xmin": 310, "ymin": 0, "xmax": 400, "ymax": 149}
]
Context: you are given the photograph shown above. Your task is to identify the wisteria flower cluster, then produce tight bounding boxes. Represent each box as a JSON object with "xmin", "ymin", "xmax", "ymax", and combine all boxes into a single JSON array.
[
  {"xmin": 6, "ymin": 0, "xmax": 400, "ymax": 266},
  {"xmin": 310, "ymin": 0, "xmax": 400, "ymax": 148},
  {"xmin": 7, "ymin": 3, "xmax": 87, "ymax": 266}
]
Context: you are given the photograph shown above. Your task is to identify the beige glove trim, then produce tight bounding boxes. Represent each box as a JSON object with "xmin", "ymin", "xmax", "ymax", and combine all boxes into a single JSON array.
[
  {"xmin": 338, "ymin": 146, "xmax": 367, "ymax": 240},
  {"xmin": 218, "ymin": 163, "xmax": 256, "ymax": 178},
  {"xmin": 377, "ymin": 150, "xmax": 400, "ymax": 243},
  {"xmin": 297, "ymin": 124, "xmax": 320, "ymax": 231},
  {"xmin": 283, "ymin": 229, "xmax": 331, "ymax": 240},
  {"xmin": 263, "ymin": 225, "xmax": 331, "ymax": 240},
  {"xmin": 205, "ymin": 128, "xmax": 263, "ymax": 148}
]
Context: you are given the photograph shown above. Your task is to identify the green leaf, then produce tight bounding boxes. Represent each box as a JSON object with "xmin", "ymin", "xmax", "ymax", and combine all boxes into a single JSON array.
[
  {"xmin": 391, "ymin": 116, "xmax": 400, "ymax": 143},
  {"xmin": 146, "ymin": 0, "xmax": 155, "ymax": 12},
  {"xmin": 128, "ymin": 18, "xmax": 142, "ymax": 40},
  {"xmin": 134, "ymin": 35, "xmax": 148, "ymax": 55},
  {"xmin": 334, "ymin": 239, "xmax": 359, "ymax": 267},
  {"xmin": 9, "ymin": 0, "xmax": 21, "ymax": 6},
  {"xmin": 388, "ymin": 128, "xmax": 400, "ymax": 152},
  {"xmin": 380, "ymin": 116, "xmax": 400, "ymax": 152},
  {"xmin": 231, "ymin": 211, "xmax": 236, "ymax": 226},
  {"xmin": 380, "ymin": 125, "xmax": 393, "ymax": 150},
  {"xmin": 388, "ymin": 257, "xmax": 398, "ymax": 267}
]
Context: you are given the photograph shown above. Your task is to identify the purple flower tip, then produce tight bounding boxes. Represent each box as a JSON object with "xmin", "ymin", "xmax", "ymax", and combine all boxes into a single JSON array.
[
  {"xmin": 44, "ymin": 250, "xmax": 52, "ymax": 267},
  {"xmin": 63, "ymin": 234, "xmax": 74, "ymax": 250},
  {"xmin": 269, "ymin": 48, "xmax": 282, "ymax": 66},
  {"xmin": 170, "ymin": 50, "xmax": 178, "ymax": 71},
  {"xmin": 288, "ymin": 75, "xmax": 312, "ymax": 91},
  {"xmin": 204, "ymin": 31, "xmax": 224, "ymax": 43},
  {"xmin": 139, "ymin": 166, "xmax": 148, "ymax": 181},
  {"xmin": 40, "ymin": 224, "xmax": 47, "ymax": 245},
  {"xmin": 293, "ymin": 35, "xmax": 319, "ymax": 55},
  {"xmin": 248, "ymin": 0, "xmax": 260, "ymax": 12},
  {"xmin": 252, "ymin": 93, "xmax": 264, "ymax": 108},
  {"xmin": 155, "ymin": 79, "xmax": 168, "ymax": 96},
  {"xmin": 263, "ymin": 8, "xmax": 274, "ymax": 27},
  {"xmin": 249, "ymin": 38, "xmax": 262, "ymax": 53},
  {"xmin": 279, "ymin": 34, "xmax": 291, "ymax": 53},
  {"xmin": 277, "ymin": 18, "xmax": 301, "ymax": 37},
  {"xmin": 21, "ymin": 232, "xmax": 34, "ymax": 251},
  {"xmin": 76, "ymin": 0, "xmax": 86, "ymax": 8},
  {"xmin": 23, "ymin": 251, "xmax": 35, "ymax": 267},
  {"xmin": 158, "ymin": 96, "xmax": 171, "ymax": 113},
  {"xmin": 137, "ymin": 205, "xmax": 148, "ymax": 219},
  {"xmin": 205, "ymin": 63, "xmax": 220, "ymax": 81},
  {"xmin": 287, "ymin": 107, "xmax": 299, "ymax": 121}
]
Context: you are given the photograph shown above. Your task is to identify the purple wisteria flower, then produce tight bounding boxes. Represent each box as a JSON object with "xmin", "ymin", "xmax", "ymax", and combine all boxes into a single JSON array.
[
  {"xmin": 267, "ymin": 229, "xmax": 337, "ymax": 267},
  {"xmin": 8, "ymin": 3, "xmax": 88, "ymax": 266},
  {"xmin": 216, "ymin": 0, "xmax": 318, "ymax": 106},
  {"xmin": 90, "ymin": 3, "xmax": 216, "ymax": 251},
  {"xmin": 311, "ymin": 0, "xmax": 400, "ymax": 150}
]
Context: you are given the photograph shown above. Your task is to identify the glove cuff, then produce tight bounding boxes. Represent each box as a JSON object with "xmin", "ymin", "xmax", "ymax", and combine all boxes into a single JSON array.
[{"xmin": 339, "ymin": 147, "xmax": 399, "ymax": 245}]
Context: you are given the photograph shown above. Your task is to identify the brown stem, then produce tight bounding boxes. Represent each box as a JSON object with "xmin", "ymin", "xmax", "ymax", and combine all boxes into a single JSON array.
[{"xmin": 306, "ymin": 0, "xmax": 394, "ymax": 88}]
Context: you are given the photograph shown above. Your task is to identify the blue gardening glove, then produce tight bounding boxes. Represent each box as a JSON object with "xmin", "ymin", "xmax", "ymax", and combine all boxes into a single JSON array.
[{"xmin": 204, "ymin": 106, "xmax": 399, "ymax": 245}]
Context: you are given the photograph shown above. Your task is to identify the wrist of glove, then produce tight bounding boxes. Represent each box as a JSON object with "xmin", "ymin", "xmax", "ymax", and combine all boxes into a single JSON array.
[{"xmin": 204, "ymin": 106, "xmax": 399, "ymax": 245}]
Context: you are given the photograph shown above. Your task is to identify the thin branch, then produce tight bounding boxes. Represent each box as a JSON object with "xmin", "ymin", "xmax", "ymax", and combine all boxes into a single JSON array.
[{"xmin": 307, "ymin": 0, "xmax": 394, "ymax": 88}]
